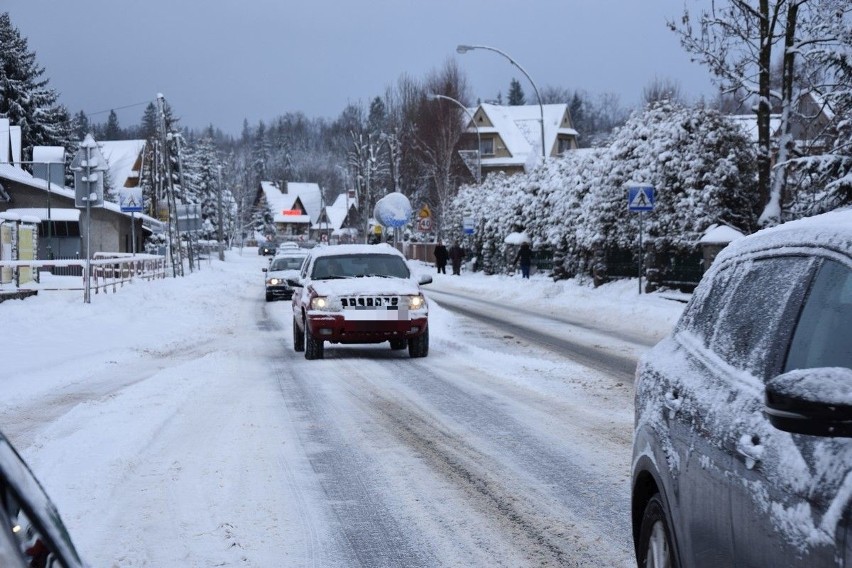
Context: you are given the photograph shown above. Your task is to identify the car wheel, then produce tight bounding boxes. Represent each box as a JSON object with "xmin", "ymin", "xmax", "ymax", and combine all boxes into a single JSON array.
[
  {"xmin": 408, "ymin": 328, "xmax": 429, "ymax": 358},
  {"xmin": 293, "ymin": 317, "xmax": 305, "ymax": 352},
  {"xmin": 637, "ymin": 493, "xmax": 679, "ymax": 568},
  {"xmin": 305, "ymin": 325, "xmax": 324, "ymax": 360},
  {"xmin": 389, "ymin": 338, "xmax": 406, "ymax": 350}
]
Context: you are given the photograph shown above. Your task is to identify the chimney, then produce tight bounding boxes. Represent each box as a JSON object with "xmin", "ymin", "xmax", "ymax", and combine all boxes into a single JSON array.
[
  {"xmin": 10, "ymin": 125, "xmax": 21, "ymax": 165},
  {"xmin": 0, "ymin": 118, "xmax": 9, "ymax": 164}
]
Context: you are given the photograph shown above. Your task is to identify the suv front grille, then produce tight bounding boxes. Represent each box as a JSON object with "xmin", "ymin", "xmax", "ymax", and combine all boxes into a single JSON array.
[{"xmin": 341, "ymin": 295, "xmax": 401, "ymax": 309}]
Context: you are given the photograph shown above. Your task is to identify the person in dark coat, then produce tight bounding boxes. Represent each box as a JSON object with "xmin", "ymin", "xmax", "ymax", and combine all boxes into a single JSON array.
[
  {"xmin": 449, "ymin": 241, "xmax": 464, "ymax": 275},
  {"xmin": 514, "ymin": 241, "xmax": 532, "ymax": 278},
  {"xmin": 433, "ymin": 240, "xmax": 448, "ymax": 274}
]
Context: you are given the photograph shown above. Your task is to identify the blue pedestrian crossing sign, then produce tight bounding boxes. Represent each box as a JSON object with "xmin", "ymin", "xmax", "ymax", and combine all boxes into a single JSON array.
[{"xmin": 628, "ymin": 185, "xmax": 655, "ymax": 212}]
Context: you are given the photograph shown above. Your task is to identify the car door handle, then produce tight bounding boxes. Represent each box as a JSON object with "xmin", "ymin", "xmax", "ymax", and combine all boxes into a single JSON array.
[
  {"xmin": 664, "ymin": 391, "xmax": 682, "ymax": 415},
  {"xmin": 736, "ymin": 435, "xmax": 764, "ymax": 470}
]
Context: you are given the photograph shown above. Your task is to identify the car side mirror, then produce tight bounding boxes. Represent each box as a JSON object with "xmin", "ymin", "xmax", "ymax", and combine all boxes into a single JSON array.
[
  {"xmin": 764, "ymin": 367, "xmax": 852, "ymax": 437},
  {"xmin": 262, "ymin": 267, "xmax": 268, "ymax": 273},
  {"xmin": 418, "ymin": 274, "xmax": 433, "ymax": 285}
]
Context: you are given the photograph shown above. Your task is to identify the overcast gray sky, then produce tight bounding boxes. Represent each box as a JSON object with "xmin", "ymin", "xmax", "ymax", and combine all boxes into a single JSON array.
[{"xmin": 5, "ymin": 1, "xmax": 715, "ymax": 136}]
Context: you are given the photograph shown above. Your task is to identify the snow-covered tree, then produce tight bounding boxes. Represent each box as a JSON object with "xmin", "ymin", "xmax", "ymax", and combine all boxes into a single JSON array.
[
  {"xmin": 670, "ymin": 0, "xmax": 851, "ymax": 226},
  {"xmin": 0, "ymin": 12, "xmax": 72, "ymax": 156}
]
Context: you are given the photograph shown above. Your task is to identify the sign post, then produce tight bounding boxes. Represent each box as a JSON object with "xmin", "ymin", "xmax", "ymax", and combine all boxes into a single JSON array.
[
  {"xmin": 119, "ymin": 185, "xmax": 144, "ymax": 256},
  {"xmin": 627, "ymin": 184, "xmax": 655, "ymax": 295},
  {"xmin": 71, "ymin": 134, "xmax": 107, "ymax": 304}
]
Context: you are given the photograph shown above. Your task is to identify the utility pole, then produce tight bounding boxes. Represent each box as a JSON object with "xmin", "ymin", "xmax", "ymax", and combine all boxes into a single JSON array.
[
  {"xmin": 157, "ymin": 93, "xmax": 183, "ymax": 276},
  {"xmin": 174, "ymin": 134, "xmax": 194, "ymax": 273},
  {"xmin": 217, "ymin": 164, "xmax": 225, "ymax": 261}
]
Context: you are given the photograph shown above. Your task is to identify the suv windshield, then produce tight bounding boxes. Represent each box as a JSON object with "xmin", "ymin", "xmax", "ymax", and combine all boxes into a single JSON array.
[{"xmin": 311, "ymin": 254, "xmax": 410, "ymax": 280}]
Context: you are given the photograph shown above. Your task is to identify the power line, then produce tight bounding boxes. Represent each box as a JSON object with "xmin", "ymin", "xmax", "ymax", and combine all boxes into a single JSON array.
[{"xmin": 86, "ymin": 99, "xmax": 154, "ymax": 117}]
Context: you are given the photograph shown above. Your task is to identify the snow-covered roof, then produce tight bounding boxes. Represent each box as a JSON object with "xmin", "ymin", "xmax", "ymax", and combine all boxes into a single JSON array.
[
  {"xmin": 99, "ymin": 140, "xmax": 146, "ymax": 190},
  {"xmin": 0, "ymin": 163, "xmax": 158, "ymax": 225},
  {"xmin": 2, "ymin": 207, "xmax": 80, "ymax": 222},
  {"xmin": 726, "ymin": 114, "xmax": 782, "ymax": 143},
  {"xmin": 323, "ymin": 192, "xmax": 355, "ymax": 231},
  {"xmin": 699, "ymin": 224, "xmax": 745, "ymax": 244},
  {"xmin": 470, "ymin": 103, "xmax": 577, "ymax": 167},
  {"xmin": 262, "ymin": 180, "xmax": 323, "ymax": 224}
]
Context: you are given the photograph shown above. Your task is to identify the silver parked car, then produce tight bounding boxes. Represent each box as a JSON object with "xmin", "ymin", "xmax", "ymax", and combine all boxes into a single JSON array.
[
  {"xmin": 0, "ymin": 430, "xmax": 86, "ymax": 567},
  {"xmin": 632, "ymin": 208, "xmax": 852, "ymax": 567}
]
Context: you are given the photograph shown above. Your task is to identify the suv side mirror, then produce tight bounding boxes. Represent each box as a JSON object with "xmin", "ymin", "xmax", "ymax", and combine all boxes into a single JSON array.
[
  {"xmin": 418, "ymin": 274, "xmax": 433, "ymax": 285},
  {"xmin": 764, "ymin": 367, "xmax": 852, "ymax": 437}
]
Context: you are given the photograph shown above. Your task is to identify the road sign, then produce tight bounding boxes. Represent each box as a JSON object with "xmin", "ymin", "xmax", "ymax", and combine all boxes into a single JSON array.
[
  {"xmin": 628, "ymin": 185, "xmax": 655, "ymax": 212},
  {"xmin": 462, "ymin": 215, "xmax": 475, "ymax": 235},
  {"xmin": 418, "ymin": 217, "xmax": 432, "ymax": 232},
  {"xmin": 119, "ymin": 187, "xmax": 144, "ymax": 213},
  {"xmin": 176, "ymin": 204, "xmax": 201, "ymax": 232},
  {"xmin": 71, "ymin": 135, "xmax": 107, "ymax": 208}
]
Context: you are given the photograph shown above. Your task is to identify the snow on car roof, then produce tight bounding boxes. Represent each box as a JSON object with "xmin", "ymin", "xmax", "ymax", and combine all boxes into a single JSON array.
[
  {"xmin": 307, "ymin": 243, "xmax": 405, "ymax": 259},
  {"xmin": 716, "ymin": 207, "xmax": 852, "ymax": 266}
]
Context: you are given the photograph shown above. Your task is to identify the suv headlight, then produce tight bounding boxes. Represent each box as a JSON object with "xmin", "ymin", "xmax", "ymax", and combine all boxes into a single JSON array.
[
  {"xmin": 407, "ymin": 294, "xmax": 426, "ymax": 310},
  {"xmin": 267, "ymin": 278, "xmax": 282, "ymax": 286},
  {"xmin": 310, "ymin": 296, "xmax": 341, "ymax": 311}
]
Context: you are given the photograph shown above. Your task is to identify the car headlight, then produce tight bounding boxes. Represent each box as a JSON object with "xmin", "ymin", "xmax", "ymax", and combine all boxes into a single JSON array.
[
  {"xmin": 310, "ymin": 296, "xmax": 341, "ymax": 311},
  {"xmin": 407, "ymin": 294, "xmax": 426, "ymax": 310},
  {"xmin": 267, "ymin": 278, "xmax": 282, "ymax": 286}
]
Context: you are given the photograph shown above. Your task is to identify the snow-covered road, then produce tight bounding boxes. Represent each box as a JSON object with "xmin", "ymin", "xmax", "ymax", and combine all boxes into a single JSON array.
[{"xmin": 0, "ymin": 251, "xmax": 684, "ymax": 566}]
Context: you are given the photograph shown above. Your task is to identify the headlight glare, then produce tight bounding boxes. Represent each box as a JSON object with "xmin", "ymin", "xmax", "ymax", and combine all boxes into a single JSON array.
[{"xmin": 408, "ymin": 294, "xmax": 426, "ymax": 310}]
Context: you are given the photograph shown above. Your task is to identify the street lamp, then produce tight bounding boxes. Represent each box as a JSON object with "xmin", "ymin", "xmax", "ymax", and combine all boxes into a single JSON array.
[
  {"xmin": 426, "ymin": 93, "xmax": 482, "ymax": 184},
  {"xmin": 456, "ymin": 44, "xmax": 547, "ymax": 161}
]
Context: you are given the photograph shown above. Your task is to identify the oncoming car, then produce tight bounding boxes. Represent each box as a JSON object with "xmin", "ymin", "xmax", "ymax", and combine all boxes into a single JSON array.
[
  {"xmin": 632, "ymin": 208, "xmax": 852, "ymax": 567},
  {"xmin": 263, "ymin": 252, "xmax": 307, "ymax": 301},
  {"xmin": 0, "ymin": 430, "xmax": 85, "ymax": 568},
  {"xmin": 291, "ymin": 244, "xmax": 431, "ymax": 360}
]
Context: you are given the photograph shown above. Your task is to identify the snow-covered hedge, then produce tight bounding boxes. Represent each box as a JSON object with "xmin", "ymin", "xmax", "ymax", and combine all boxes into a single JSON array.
[{"xmin": 445, "ymin": 102, "xmax": 761, "ymax": 279}]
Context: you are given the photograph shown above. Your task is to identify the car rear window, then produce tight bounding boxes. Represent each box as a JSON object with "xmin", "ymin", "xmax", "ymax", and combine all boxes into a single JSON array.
[{"xmin": 785, "ymin": 259, "xmax": 852, "ymax": 372}]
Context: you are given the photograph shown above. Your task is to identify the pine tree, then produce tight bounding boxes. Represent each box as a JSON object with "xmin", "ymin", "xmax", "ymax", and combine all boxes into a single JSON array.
[
  {"xmin": 73, "ymin": 110, "xmax": 90, "ymax": 140},
  {"xmin": 104, "ymin": 110, "xmax": 122, "ymax": 140},
  {"xmin": 508, "ymin": 78, "xmax": 526, "ymax": 105},
  {"xmin": 139, "ymin": 103, "xmax": 159, "ymax": 140},
  {"xmin": 0, "ymin": 12, "xmax": 72, "ymax": 156}
]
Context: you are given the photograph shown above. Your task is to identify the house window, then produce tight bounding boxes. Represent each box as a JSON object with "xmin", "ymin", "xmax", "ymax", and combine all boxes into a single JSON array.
[
  {"xmin": 558, "ymin": 137, "xmax": 573, "ymax": 154},
  {"xmin": 480, "ymin": 138, "xmax": 495, "ymax": 156}
]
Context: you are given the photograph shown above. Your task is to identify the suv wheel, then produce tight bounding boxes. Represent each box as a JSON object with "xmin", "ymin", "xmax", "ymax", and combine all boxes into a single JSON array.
[
  {"xmin": 637, "ymin": 494, "xmax": 679, "ymax": 568},
  {"xmin": 305, "ymin": 326, "xmax": 324, "ymax": 360},
  {"xmin": 408, "ymin": 328, "xmax": 429, "ymax": 358},
  {"xmin": 293, "ymin": 318, "xmax": 305, "ymax": 352}
]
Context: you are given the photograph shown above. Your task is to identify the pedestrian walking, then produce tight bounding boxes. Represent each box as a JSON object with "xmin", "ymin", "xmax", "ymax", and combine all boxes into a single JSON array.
[
  {"xmin": 514, "ymin": 241, "xmax": 532, "ymax": 279},
  {"xmin": 449, "ymin": 241, "xmax": 464, "ymax": 275},
  {"xmin": 434, "ymin": 240, "xmax": 448, "ymax": 274}
]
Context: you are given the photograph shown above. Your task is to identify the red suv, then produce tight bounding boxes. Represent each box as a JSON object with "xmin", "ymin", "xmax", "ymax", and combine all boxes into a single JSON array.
[{"xmin": 291, "ymin": 244, "xmax": 431, "ymax": 359}]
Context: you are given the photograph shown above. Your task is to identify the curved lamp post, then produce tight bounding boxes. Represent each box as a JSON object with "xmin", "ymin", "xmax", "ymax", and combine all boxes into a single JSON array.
[
  {"xmin": 456, "ymin": 44, "xmax": 546, "ymax": 161},
  {"xmin": 426, "ymin": 93, "xmax": 481, "ymax": 184}
]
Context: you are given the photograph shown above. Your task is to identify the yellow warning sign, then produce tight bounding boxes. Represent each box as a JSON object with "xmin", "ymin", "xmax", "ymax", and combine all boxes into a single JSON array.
[{"xmin": 418, "ymin": 204, "xmax": 432, "ymax": 219}]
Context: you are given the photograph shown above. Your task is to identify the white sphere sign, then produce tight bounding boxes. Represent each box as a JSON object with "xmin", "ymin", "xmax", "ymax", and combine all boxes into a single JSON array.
[{"xmin": 373, "ymin": 192, "xmax": 412, "ymax": 228}]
